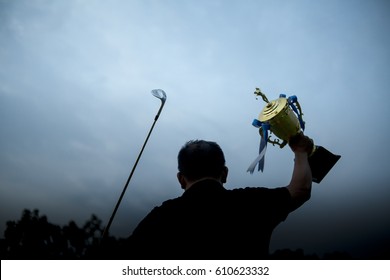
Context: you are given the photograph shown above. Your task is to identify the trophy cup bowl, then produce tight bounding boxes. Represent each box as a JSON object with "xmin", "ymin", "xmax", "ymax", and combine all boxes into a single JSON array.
[
  {"xmin": 259, "ymin": 97, "xmax": 301, "ymax": 146},
  {"xmin": 251, "ymin": 89, "xmax": 341, "ymax": 183}
]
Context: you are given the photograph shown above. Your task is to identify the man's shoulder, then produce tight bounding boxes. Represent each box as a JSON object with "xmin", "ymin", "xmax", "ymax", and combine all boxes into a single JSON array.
[
  {"xmin": 226, "ymin": 186, "xmax": 291, "ymax": 205},
  {"xmin": 229, "ymin": 186, "xmax": 289, "ymax": 195},
  {"xmin": 134, "ymin": 196, "xmax": 184, "ymax": 228},
  {"xmin": 152, "ymin": 196, "xmax": 184, "ymax": 212}
]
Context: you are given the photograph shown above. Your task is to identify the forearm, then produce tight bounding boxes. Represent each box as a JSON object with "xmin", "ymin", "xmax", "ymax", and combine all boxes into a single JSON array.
[{"xmin": 287, "ymin": 152, "xmax": 312, "ymax": 210}]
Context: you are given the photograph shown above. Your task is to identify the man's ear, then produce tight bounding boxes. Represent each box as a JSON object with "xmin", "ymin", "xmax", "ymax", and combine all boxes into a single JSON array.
[
  {"xmin": 221, "ymin": 166, "xmax": 228, "ymax": 183},
  {"xmin": 177, "ymin": 172, "xmax": 187, "ymax": 190}
]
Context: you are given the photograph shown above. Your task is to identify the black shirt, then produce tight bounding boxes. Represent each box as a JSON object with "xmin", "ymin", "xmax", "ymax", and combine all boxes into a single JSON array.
[{"xmin": 126, "ymin": 179, "xmax": 291, "ymax": 259}]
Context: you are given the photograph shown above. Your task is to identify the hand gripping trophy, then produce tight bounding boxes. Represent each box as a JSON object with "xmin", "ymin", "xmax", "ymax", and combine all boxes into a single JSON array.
[{"xmin": 247, "ymin": 88, "xmax": 340, "ymax": 183}]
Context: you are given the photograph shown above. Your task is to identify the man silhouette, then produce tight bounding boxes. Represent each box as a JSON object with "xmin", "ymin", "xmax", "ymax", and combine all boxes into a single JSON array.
[{"xmin": 125, "ymin": 133, "xmax": 313, "ymax": 259}]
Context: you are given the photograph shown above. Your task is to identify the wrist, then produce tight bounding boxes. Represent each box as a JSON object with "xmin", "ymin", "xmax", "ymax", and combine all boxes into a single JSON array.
[{"xmin": 294, "ymin": 152, "xmax": 309, "ymax": 160}]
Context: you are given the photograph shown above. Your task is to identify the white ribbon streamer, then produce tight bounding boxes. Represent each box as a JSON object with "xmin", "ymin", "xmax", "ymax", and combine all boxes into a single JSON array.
[{"xmin": 246, "ymin": 144, "xmax": 267, "ymax": 174}]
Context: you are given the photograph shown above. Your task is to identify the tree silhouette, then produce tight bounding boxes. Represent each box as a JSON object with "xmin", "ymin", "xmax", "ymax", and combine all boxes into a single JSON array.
[{"xmin": 0, "ymin": 209, "xmax": 124, "ymax": 259}]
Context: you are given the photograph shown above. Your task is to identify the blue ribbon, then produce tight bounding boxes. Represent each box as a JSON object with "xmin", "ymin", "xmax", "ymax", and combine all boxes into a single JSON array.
[
  {"xmin": 288, "ymin": 95, "xmax": 305, "ymax": 131},
  {"xmin": 258, "ymin": 123, "xmax": 270, "ymax": 172},
  {"xmin": 248, "ymin": 120, "xmax": 270, "ymax": 173}
]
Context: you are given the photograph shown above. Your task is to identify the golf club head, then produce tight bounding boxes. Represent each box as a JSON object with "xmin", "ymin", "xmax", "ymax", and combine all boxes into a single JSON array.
[
  {"xmin": 151, "ymin": 89, "xmax": 167, "ymax": 119},
  {"xmin": 151, "ymin": 89, "xmax": 167, "ymax": 104}
]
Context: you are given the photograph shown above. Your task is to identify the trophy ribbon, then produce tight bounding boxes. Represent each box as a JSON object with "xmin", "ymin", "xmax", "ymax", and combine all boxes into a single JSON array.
[{"xmin": 247, "ymin": 123, "xmax": 269, "ymax": 173}]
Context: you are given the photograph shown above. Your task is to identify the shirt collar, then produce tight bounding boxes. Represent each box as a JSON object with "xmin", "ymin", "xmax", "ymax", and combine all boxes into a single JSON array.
[{"xmin": 182, "ymin": 178, "xmax": 226, "ymax": 197}]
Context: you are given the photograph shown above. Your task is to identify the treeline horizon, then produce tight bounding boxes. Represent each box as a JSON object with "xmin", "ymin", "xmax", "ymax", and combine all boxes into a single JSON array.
[{"xmin": 0, "ymin": 208, "xmax": 370, "ymax": 260}]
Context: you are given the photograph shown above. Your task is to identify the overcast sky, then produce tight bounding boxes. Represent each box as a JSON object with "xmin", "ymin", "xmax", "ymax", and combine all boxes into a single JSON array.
[{"xmin": 1, "ymin": 0, "xmax": 389, "ymax": 258}]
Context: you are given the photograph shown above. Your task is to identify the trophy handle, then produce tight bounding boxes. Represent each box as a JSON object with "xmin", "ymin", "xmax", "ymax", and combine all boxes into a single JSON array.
[
  {"xmin": 259, "ymin": 127, "xmax": 288, "ymax": 148},
  {"xmin": 287, "ymin": 95, "xmax": 305, "ymax": 130},
  {"xmin": 268, "ymin": 137, "xmax": 288, "ymax": 148}
]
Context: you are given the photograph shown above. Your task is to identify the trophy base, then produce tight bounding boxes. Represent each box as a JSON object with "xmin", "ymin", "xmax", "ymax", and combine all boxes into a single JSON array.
[{"xmin": 308, "ymin": 146, "xmax": 341, "ymax": 183}]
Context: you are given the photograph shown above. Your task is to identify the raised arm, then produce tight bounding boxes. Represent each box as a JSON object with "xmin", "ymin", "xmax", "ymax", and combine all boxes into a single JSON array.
[{"xmin": 286, "ymin": 133, "xmax": 313, "ymax": 211}]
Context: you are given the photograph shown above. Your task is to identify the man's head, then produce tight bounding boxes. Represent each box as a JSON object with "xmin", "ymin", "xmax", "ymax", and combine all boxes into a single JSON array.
[{"xmin": 177, "ymin": 140, "xmax": 228, "ymax": 190}]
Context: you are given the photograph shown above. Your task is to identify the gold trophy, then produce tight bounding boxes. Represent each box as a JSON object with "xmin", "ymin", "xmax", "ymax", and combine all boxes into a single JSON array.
[{"xmin": 247, "ymin": 88, "xmax": 340, "ymax": 183}]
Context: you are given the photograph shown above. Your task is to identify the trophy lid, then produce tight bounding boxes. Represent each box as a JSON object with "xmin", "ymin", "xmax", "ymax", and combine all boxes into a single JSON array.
[{"xmin": 259, "ymin": 97, "xmax": 287, "ymax": 122}]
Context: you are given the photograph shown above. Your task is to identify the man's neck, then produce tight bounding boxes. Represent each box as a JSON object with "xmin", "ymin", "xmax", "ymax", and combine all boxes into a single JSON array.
[{"xmin": 184, "ymin": 177, "xmax": 222, "ymax": 191}]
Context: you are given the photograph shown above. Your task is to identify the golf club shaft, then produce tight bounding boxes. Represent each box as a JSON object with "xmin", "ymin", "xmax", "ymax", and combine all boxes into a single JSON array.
[{"xmin": 102, "ymin": 113, "xmax": 161, "ymax": 239}]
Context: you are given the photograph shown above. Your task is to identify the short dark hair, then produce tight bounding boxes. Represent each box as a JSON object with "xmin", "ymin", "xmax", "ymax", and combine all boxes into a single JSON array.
[{"xmin": 177, "ymin": 140, "xmax": 226, "ymax": 181}]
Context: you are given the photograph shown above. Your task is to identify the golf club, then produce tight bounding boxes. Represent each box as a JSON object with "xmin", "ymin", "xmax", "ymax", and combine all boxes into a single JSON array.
[{"xmin": 101, "ymin": 89, "xmax": 167, "ymax": 239}]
